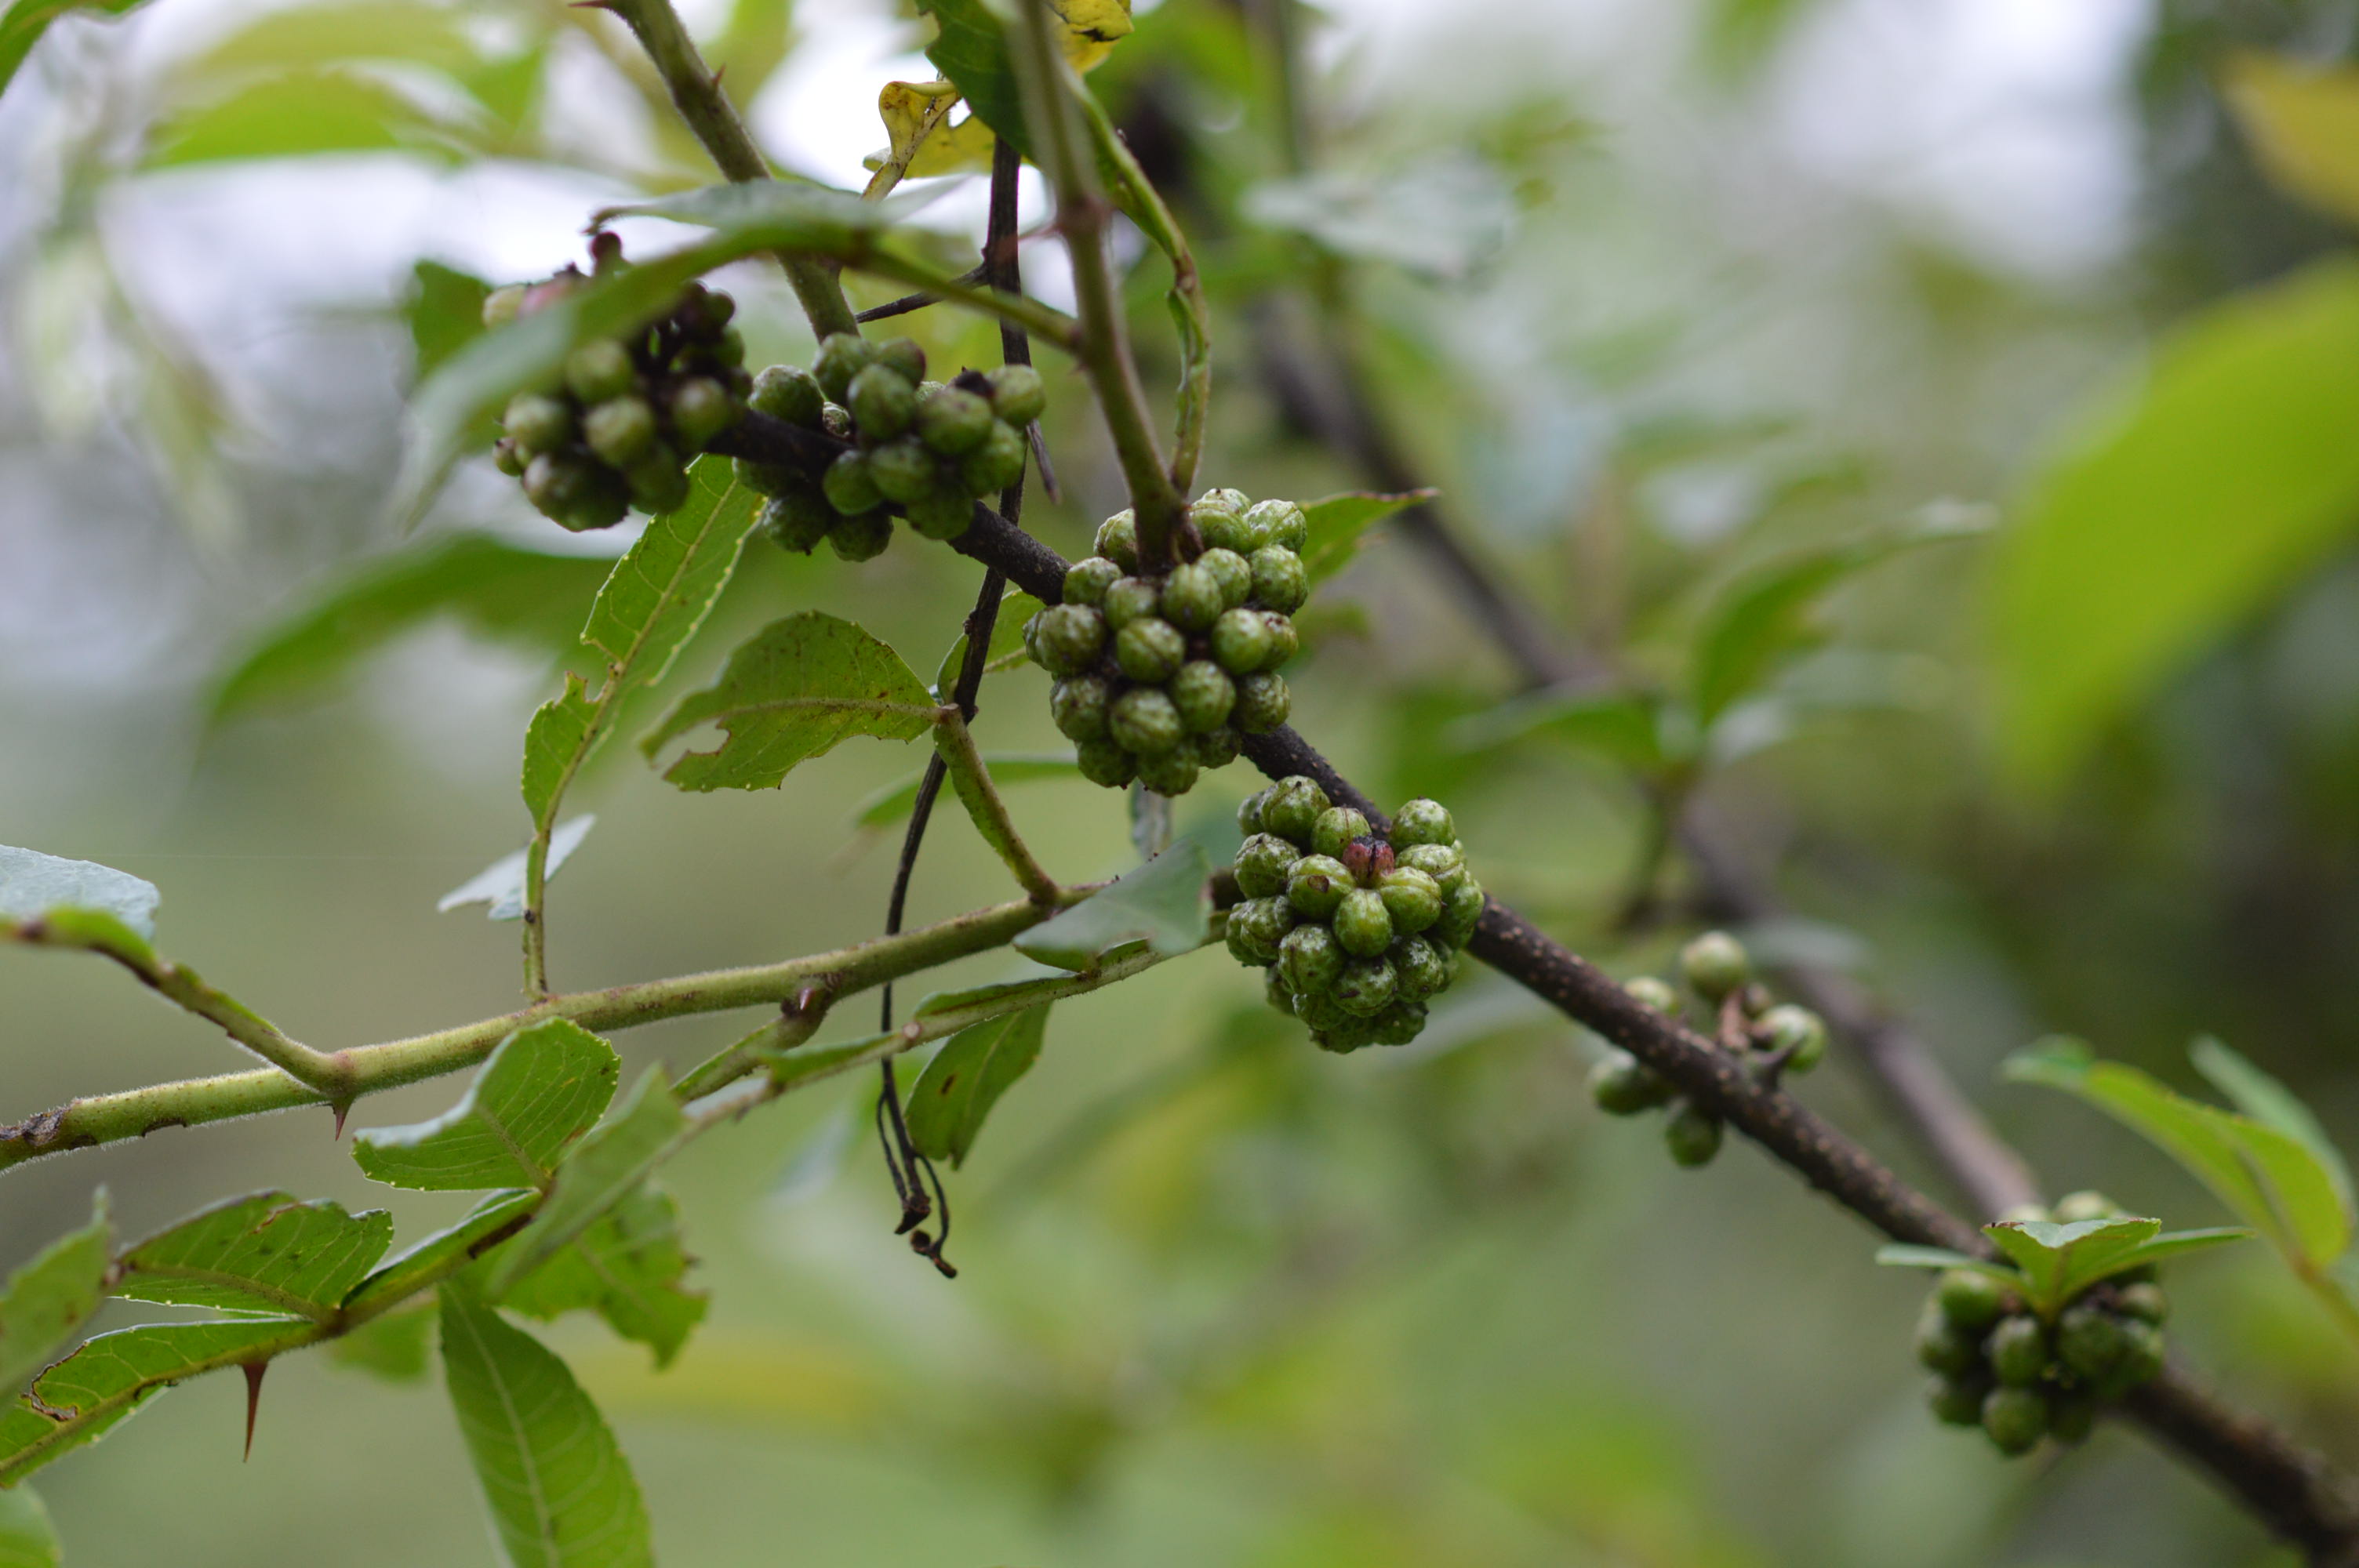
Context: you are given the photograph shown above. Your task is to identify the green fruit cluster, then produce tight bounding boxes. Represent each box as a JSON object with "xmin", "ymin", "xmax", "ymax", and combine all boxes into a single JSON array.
[
  {"xmin": 1027, "ymin": 491, "xmax": 1309, "ymax": 797},
  {"xmin": 742, "ymin": 332, "xmax": 1041, "ymax": 562},
  {"xmin": 1917, "ymin": 1196, "xmax": 2170, "ymax": 1456},
  {"xmin": 487, "ymin": 250, "xmax": 749, "ymax": 532},
  {"xmin": 1587, "ymin": 931, "xmax": 1829, "ymax": 1169},
  {"xmin": 1224, "ymin": 779, "xmax": 1481, "ymax": 1053}
]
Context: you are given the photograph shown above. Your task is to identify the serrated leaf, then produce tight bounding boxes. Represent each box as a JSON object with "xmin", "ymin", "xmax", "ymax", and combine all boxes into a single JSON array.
[
  {"xmin": 1297, "ymin": 490, "xmax": 1434, "ymax": 585},
  {"xmin": 523, "ymin": 461, "xmax": 763, "ymax": 831},
  {"xmin": 639, "ymin": 612, "xmax": 939, "ymax": 793},
  {"xmin": 354, "ymin": 1021, "xmax": 621, "ymax": 1192},
  {"xmin": 114, "ymin": 1192, "xmax": 393, "ymax": 1321},
  {"xmin": 0, "ymin": 1192, "xmax": 111, "ymax": 1398},
  {"xmin": 2190, "ymin": 1036, "xmax": 2355, "ymax": 1224},
  {"xmin": 439, "ymin": 1287, "xmax": 654, "ymax": 1568},
  {"xmin": 906, "ymin": 1004, "xmax": 1048, "ymax": 1168},
  {"xmin": 851, "ymin": 754, "xmax": 1077, "ymax": 833},
  {"xmin": 1993, "ymin": 256, "xmax": 2359, "ymax": 788},
  {"xmin": 484, "ymin": 1069, "xmax": 689, "ymax": 1299},
  {"xmin": 345, "ymin": 1190, "xmax": 539, "ymax": 1318},
  {"xmin": 326, "ymin": 1304, "xmax": 435, "ymax": 1382},
  {"xmin": 1013, "ymin": 843, "xmax": 1211, "ymax": 971},
  {"xmin": 209, "ymin": 533, "xmax": 615, "ymax": 722},
  {"xmin": 0, "ymin": 845, "xmax": 159, "ymax": 942},
  {"xmin": 0, "ymin": 1485, "xmax": 59, "ymax": 1568},
  {"xmin": 2225, "ymin": 53, "xmax": 2359, "ymax": 229},
  {"xmin": 493, "ymin": 1185, "xmax": 705, "ymax": 1367},
  {"xmin": 441, "ymin": 816, "xmax": 596, "ymax": 922},
  {"xmin": 2006, "ymin": 1037, "xmax": 2351, "ymax": 1269},
  {"xmin": 0, "ymin": 0, "xmax": 151, "ymax": 97},
  {"xmin": 0, "ymin": 1319, "xmax": 312, "ymax": 1486}
]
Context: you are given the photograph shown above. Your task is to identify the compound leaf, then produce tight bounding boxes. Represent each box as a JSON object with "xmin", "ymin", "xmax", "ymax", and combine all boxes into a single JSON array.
[
  {"xmin": 354, "ymin": 1021, "xmax": 620, "ymax": 1192},
  {"xmin": 2190, "ymin": 1036, "xmax": 2355, "ymax": 1223},
  {"xmin": 114, "ymin": 1192, "xmax": 392, "ymax": 1321},
  {"xmin": 906, "ymin": 1004, "xmax": 1049, "ymax": 1168}
]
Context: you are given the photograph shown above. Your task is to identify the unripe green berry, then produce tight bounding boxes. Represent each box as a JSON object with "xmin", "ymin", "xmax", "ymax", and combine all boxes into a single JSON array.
[
  {"xmin": 733, "ymin": 457, "xmax": 801, "ymax": 498},
  {"xmin": 1760, "ymin": 1004, "xmax": 1829, "ymax": 1073},
  {"xmin": 1261, "ymin": 776, "xmax": 1330, "ymax": 846},
  {"xmin": 1258, "ymin": 612, "xmax": 1299, "ymax": 670},
  {"xmin": 2103, "ymin": 1319, "xmax": 2166, "ymax": 1395},
  {"xmin": 867, "ymin": 437, "xmax": 942, "ymax": 504},
  {"xmin": 904, "ymin": 490, "xmax": 973, "ymax": 541},
  {"xmin": 1210, "ymin": 608, "xmax": 1274, "ymax": 673},
  {"xmin": 1190, "ymin": 724, "xmax": 1240, "ymax": 770},
  {"xmin": 1927, "ymin": 1374, "xmax": 1991, "ymax": 1428},
  {"xmin": 1195, "ymin": 506, "xmax": 1257, "ymax": 555},
  {"xmin": 1987, "ymin": 1315, "xmax": 2049, "ymax": 1388},
  {"xmin": 1434, "ymin": 879, "xmax": 1485, "ymax": 948},
  {"xmin": 1170, "ymin": 660, "xmax": 1237, "ymax": 733},
  {"xmin": 583, "ymin": 394, "xmax": 657, "ymax": 466},
  {"xmin": 1034, "ymin": 604, "xmax": 1108, "ymax": 677},
  {"xmin": 848, "ymin": 363, "xmax": 918, "ymax": 440},
  {"xmin": 916, "ymin": 384, "xmax": 994, "ymax": 455},
  {"xmin": 1335, "ymin": 956, "xmax": 1397, "ymax": 1016},
  {"xmin": 1393, "ymin": 935, "xmax": 1451, "ymax": 1001},
  {"xmin": 1110, "ymin": 687, "xmax": 1184, "ymax": 755},
  {"xmin": 1050, "ymin": 675, "xmax": 1113, "ymax": 742},
  {"xmin": 1198, "ymin": 547, "xmax": 1253, "ymax": 610},
  {"xmin": 760, "ymin": 489, "xmax": 834, "ymax": 554},
  {"xmin": 1679, "ymin": 931, "xmax": 1750, "ymax": 1001},
  {"xmin": 827, "ymin": 510, "xmax": 892, "ymax": 562},
  {"xmin": 1135, "ymin": 747, "xmax": 1200, "ymax": 797},
  {"xmin": 821, "ymin": 402, "xmax": 853, "ymax": 441},
  {"xmin": 812, "ymin": 332, "xmax": 877, "ymax": 402},
  {"xmin": 2056, "ymin": 1302, "xmax": 2128, "ymax": 1380},
  {"xmin": 1114, "ymin": 618, "xmax": 1187, "ymax": 684},
  {"xmin": 1226, "ymin": 896, "xmax": 1296, "ymax": 964},
  {"xmin": 1664, "ymin": 1102, "xmax": 1724, "ymax": 1167},
  {"xmin": 1312, "ymin": 807, "xmax": 1372, "ymax": 859},
  {"xmin": 667, "ymin": 376, "xmax": 739, "ymax": 450},
  {"xmin": 1294, "ymin": 989, "xmax": 1355, "ymax": 1033},
  {"xmin": 565, "ymin": 338, "xmax": 638, "ymax": 404},
  {"xmin": 1201, "ymin": 487, "xmax": 1249, "ymax": 514},
  {"xmin": 1371, "ymin": 1000, "xmax": 1427, "ymax": 1047},
  {"xmin": 1332, "ymin": 887, "xmax": 1394, "ymax": 957},
  {"xmin": 1161, "ymin": 562, "xmax": 1226, "ymax": 633},
  {"xmin": 1398, "ymin": 842, "xmax": 1467, "ymax": 896},
  {"xmin": 1285, "ymin": 855, "xmax": 1353, "ymax": 920},
  {"xmin": 1624, "ymin": 975, "xmax": 1680, "ymax": 1014},
  {"xmin": 1234, "ymin": 671, "xmax": 1291, "ymax": 732},
  {"xmin": 1247, "ymin": 499, "xmax": 1307, "ymax": 552},
  {"xmin": 750, "ymin": 364, "xmax": 825, "ymax": 427},
  {"xmin": 1311, "ymin": 1026, "xmax": 1369, "ymax": 1055},
  {"xmin": 1063, "ymin": 556, "xmax": 1123, "ymax": 607},
  {"xmin": 1249, "ymin": 546, "xmax": 1309, "ymax": 613},
  {"xmin": 1278, "ymin": 923, "xmax": 1344, "ymax": 996},
  {"xmin": 492, "ymin": 437, "xmax": 527, "ymax": 477},
  {"xmin": 1936, "ymin": 1269, "xmax": 2010, "ymax": 1331},
  {"xmin": 1590, "ymin": 1051, "xmax": 1674, "ymax": 1116},
  {"xmin": 1238, "ymin": 789, "xmax": 1270, "ymax": 837},
  {"xmin": 523, "ymin": 450, "xmax": 593, "ymax": 516},
  {"xmin": 1916, "ymin": 1302, "xmax": 1982, "ymax": 1376},
  {"xmin": 1982, "ymin": 1387, "xmax": 2047, "ymax": 1456},
  {"xmin": 1376, "ymin": 866, "xmax": 1443, "ymax": 935},
  {"xmin": 984, "ymin": 362, "xmax": 1045, "ymax": 424},
  {"xmin": 1390, "ymin": 799, "xmax": 1456, "ymax": 848},
  {"xmin": 1235, "ymin": 833, "xmax": 1303, "ymax": 898},
  {"xmin": 1096, "ymin": 511, "xmax": 1140, "ymax": 572},
  {"xmin": 823, "ymin": 448, "xmax": 883, "ymax": 515},
  {"xmin": 2114, "ymin": 1282, "xmax": 2168, "ymax": 1324},
  {"xmin": 2052, "ymin": 1190, "xmax": 2125, "ymax": 1225},
  {"xmin": 482, "ymin": 284, "xmax": 526, "ymax": 328},
  {"xmin": 2047, "ymin": 1390, "xmax": 2098, "ymax": 1446},
  {"xmin": 623, "ymin": 447, "xmax": 691, "ymax": 514},
  {"xmin": 958, "ymin": 419, "xmax": 1027, "ymax": 495},
  {"xmin": 1075, "ymin": 738, "xmax": 1136, "ymax": 788},
  {"xmin": 1264, "ymin": 967, "xmax": 1296, "ymax": 1016},
  {"xmin": 504, "ymin": 392, "xmax": 574, "ymax": 455},
  {"xmin": 1103, "ymin": 577, "xmax": 1161, "ymax": 630},
  {"xmin": 875, "ymin": 336, "xmax": 925, "ymax": 383}
]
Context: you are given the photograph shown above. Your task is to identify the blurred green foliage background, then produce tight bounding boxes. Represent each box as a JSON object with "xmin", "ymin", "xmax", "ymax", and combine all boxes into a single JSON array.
[{"xmin": 8, "ymin": 0, "xmax": 2359, "ymax": 1561}]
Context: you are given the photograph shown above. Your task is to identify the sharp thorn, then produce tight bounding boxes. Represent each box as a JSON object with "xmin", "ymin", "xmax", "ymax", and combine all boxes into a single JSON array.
[
  {"xmin": 329, "ymin": 1099, "xmax": 351, "ymax": 1140},
  {"xmin": 241, "ymin": 1360, "xmax": 268, "ymax": 1461}
]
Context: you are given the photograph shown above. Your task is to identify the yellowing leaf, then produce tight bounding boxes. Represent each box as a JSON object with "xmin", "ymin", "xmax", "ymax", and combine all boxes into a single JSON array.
[
  {"xmin": 2225, "ymin": 53, "xmax": 2359, "ymax": 228},
  {"xmin": 869, "ymin": 80, "xmax": 995, "ymax": 181},
  {"xmin": 1052, "ymin": 0, "xmax": 1132, "ymax": 72}
]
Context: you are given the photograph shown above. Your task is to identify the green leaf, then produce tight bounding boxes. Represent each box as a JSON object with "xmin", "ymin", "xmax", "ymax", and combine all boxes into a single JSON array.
[
  {"xmin": 1992, "ymin": 256, "xmax": 2359, "ymax": 787},
  {"xmin": 1872, "ymin": 1245, "xmax": 2023, "ymax": 1293},
  {"xmin": 851, "ymin": 754, "xmax": 1078, "ymax": 833},
  {"xmin": 2074, "ymin": 1227, "xmax": 2254, "ymax": 1295},
  {"xmin": 2005, "ymin": 1037, "xmax": 2351, "ymax": 1269},
  {"xmin": 638, "ymin": 612, "xmax": 939, "ymax": 793},
  {"xmin": 0, "ymin": 1319, "xmax": 312, "ymax": 1486},
  {"xmin": 1013, "ymin": 843, "xmax": 1211, "ymax": 971},
  {"xmin": 0, "ymin": 0, "xmax": 150, "ymax": 98},
  {"xmin": 0, "ymin": 1192, "xmax": 111, "ymax": 1398},
  {"xmin": 493, "ymin": 1185, "xmax": 706, "ymax": 1367},
  {"xmin": 182, "ymin": 0, "xmax": 482, "ymax": 76},
  {"xmin": 406, "ymin": 260, "xmax": 492, "ymax": 382},
  {"xmin": 0, "ymin": 1486, "xmax": 60, "ymax": 1568},
  {"xmin": 918, "ymin": 0, "xmax": 1030, "ymax": 155},
  {"xmin": 114, "ymin": 1192, "xmax": 392, "ymax": 1321},
  {"xmin": 483, "ymin": 1069, "xmax": 689, "ymax": 1299},
  {"xmin": 752, "ymin": 1033, "xmax": 898, "ymax": 1093},
  {"xmin": 906, "ymin": 1004, "xmax": 1049, "ymax": 1167},
  {"xmin": 440, "ymin": 816, "xmax": 597, "ymax": 922},
  {"xmin": 144, "ymin": 69, "xmax": 472, "ymax": 167},
  {"xmin": 2224, "ymin": 53, "xmax": 2359, "ymax": 229},
  {"xmin": 209, "ymin": 533, "xmax": 615, "ymax": 722},
  {"xmin": 344, "ymin": 1190, "xmax": 539, "ymax": 1318},
  {"xmin": 2190, "ymin": 1036, "xmax": 2355, "ymax": 1223},
  {"xmin": 326, "ymin": 1303, "xmax": 435, "ymax": 1382},
  {"xmin": 438, "ymin": 1287, "xmax": 654, "ymax": 1568},
  {"xmin": 1297, "ymin": 490, "xmax": 1435, "ymax": 585},
  {"xmin": 1443, "ymin": 688, "xmax": 1674, "ymax": 771},
  {"xmin": 353, "ymin": 1020, "xmax": 620, "ymax": 1192},
  {"xmin": 0, "ymin": 844, "xmax": 159, "ymax": 942},
  {"xmin": 523, "ymin": 459, "xmax": 762, "ymax": 832},
  {"xmin": 931, "ymin": 591, "xmax": 1045, "ymax": 697}
]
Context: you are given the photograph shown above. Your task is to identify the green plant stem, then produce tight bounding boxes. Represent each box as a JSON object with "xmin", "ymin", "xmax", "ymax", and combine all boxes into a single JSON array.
[
  {"xmin": 841, "ymin": 245, "xmax": 1080, "ymax": 349},
  {"xmin": 602, "ymin": 0, "xmax": 860, "ymax": 339},
  {"xmin": 1006, "ymin": 0, "xmax": 1187, "ymax": 567},
  {"xmin": 932, "ymin": 709, "xmax": 1060, "ymax": 905}
]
